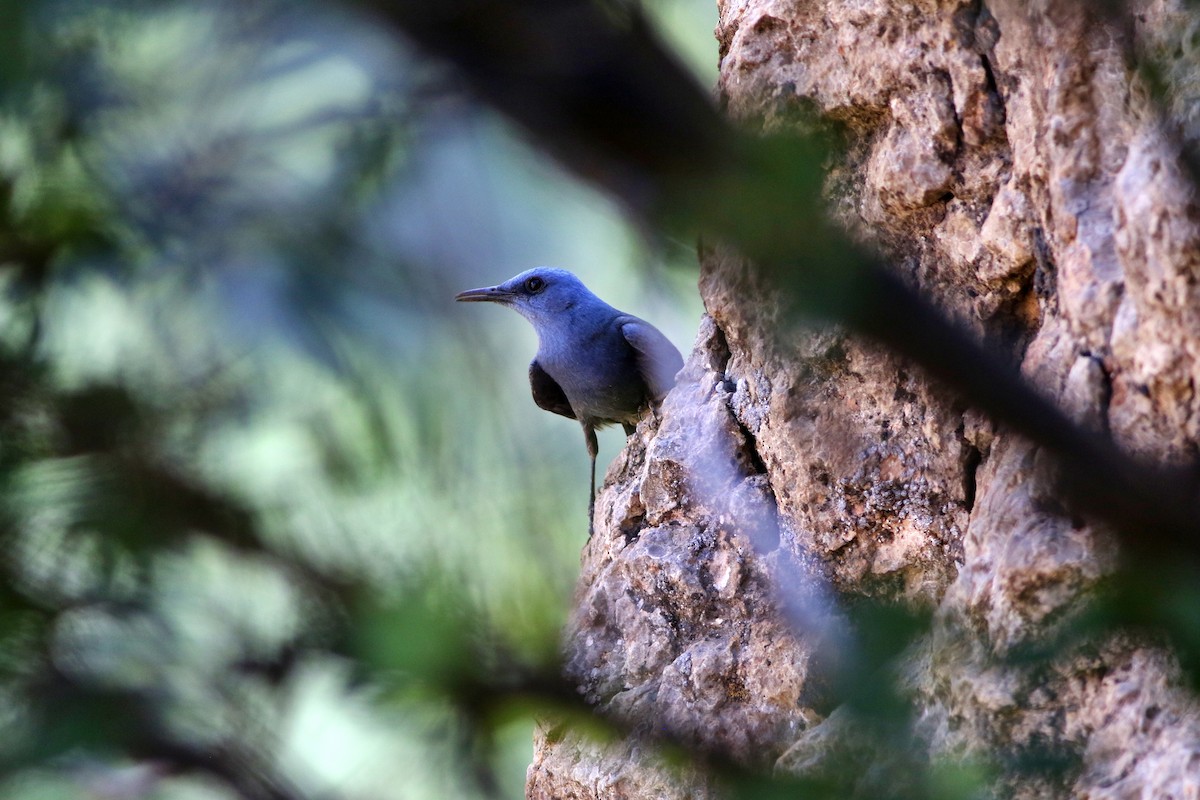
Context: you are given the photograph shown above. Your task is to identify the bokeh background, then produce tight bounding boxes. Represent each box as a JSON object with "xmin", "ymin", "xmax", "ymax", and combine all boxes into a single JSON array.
[{"xmin": 0, "ymin": 1, "xmax": 713, "ymax": 797}]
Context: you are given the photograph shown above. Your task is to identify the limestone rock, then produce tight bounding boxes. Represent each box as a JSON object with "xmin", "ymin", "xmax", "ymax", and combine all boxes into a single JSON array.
[
  {"xmin": 528, "ymin": 1, "xmax": 1200, "ymax": 797},
  {"xmin": 564, "ymin": 317, "xmax": 818, "ymax": 768}
]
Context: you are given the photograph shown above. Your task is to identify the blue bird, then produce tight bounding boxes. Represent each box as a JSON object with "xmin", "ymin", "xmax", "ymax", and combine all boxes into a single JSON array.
[{"xmin": 456, "ymin": 267, "xmax": 683, "ymax": 535}]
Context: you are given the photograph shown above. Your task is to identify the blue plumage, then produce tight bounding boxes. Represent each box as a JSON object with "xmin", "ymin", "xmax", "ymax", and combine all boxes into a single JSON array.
[{"xmin": 456, "ymin": 267, "xmax": 683, "ymax": 535}]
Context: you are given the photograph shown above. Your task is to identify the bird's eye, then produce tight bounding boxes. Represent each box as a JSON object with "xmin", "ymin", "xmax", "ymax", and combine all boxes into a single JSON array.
[{"xmin": 525, "ymin": 276, "xmax": 545, "ymax": 293}]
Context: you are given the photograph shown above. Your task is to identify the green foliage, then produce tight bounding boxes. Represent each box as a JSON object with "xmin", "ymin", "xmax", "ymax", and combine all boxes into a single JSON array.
[{"xmin": 0, "ymin": 1, "xmax": 706, "ymax": 796}]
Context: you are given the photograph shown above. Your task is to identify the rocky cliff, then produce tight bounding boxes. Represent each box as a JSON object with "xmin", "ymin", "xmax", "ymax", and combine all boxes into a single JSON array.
[{"xmin": 528, "ymin": 1, "xmax": 1200, "ymax": 797}]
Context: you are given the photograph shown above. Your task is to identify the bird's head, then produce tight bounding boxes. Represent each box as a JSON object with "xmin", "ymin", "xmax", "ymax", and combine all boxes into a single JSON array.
[{"xmin": 455, "ymin": 267, "xmax": 600, "ymax": 326}]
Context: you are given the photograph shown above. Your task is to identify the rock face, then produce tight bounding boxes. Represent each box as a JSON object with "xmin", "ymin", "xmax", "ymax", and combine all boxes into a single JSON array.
[{"xmin": 527, "ymin": 1, "xmax": 1200, "ymax": 797}]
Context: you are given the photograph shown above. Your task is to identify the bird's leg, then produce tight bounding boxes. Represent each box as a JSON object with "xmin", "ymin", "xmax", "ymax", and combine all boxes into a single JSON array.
[
  {"xmin": 584, "ymin": 423, "xmax": 598, "ymax": 538},
  {"xmin": 622, "ymin": 422, "xmax": 636, "ymax": 437}
]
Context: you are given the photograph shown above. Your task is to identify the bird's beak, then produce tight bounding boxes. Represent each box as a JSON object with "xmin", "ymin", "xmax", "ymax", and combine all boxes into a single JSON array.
[{"xmin": 455, "ymin": 285, "xmax": 513, "ymax": 304}]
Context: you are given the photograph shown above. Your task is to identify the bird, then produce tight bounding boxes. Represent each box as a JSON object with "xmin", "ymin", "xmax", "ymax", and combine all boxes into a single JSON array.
[{"xmin": 456, "ymin": 267, "xmax": 683, "ymax": 536}]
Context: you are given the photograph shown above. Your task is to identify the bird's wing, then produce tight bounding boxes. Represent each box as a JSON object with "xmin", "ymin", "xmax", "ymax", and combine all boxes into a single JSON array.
[
  {"xmin": 529, "ymin": 360, "xmax": 576, "ymax": 419},
  {"xmin": 619, "ymin": 316, "xmax": 684, "ymax": 401}
]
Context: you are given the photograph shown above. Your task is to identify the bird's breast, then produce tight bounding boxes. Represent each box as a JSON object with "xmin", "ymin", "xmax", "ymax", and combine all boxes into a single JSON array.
[{"xmin": 538, "ymin": 333, "xmax": 646, "ymax": 426}]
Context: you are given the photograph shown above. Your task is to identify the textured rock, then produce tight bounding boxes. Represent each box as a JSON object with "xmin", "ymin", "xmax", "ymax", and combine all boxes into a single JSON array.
[
  {"xmin": 581, "ymin": 318, "xmax": 817, "ymax": 756},
  {"xmin": 702, "ymin": 249, "xmax": 972, "ymax": 604},
  {"xmin": 528, "ymin": 0, "xmax": 1200, "ymax": 797}
]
